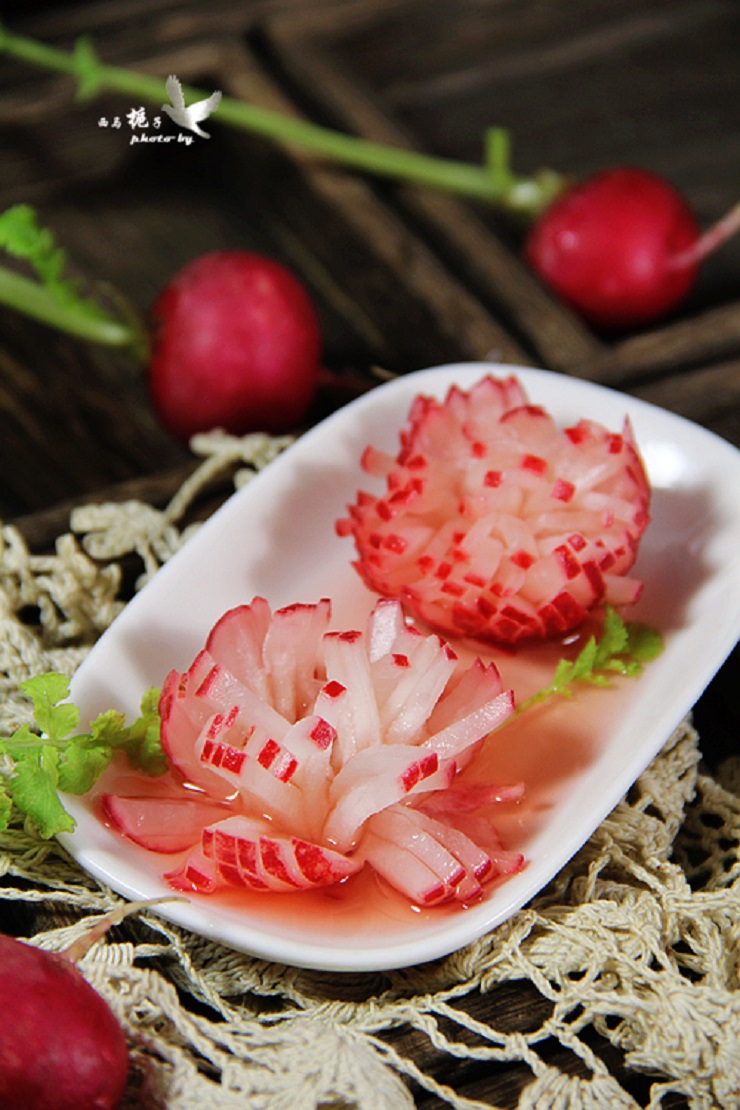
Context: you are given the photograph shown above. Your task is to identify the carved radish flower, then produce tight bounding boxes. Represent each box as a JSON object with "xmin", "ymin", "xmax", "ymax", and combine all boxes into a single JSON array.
[
  {"xmin": 336, "ymin": 375, "xmax": 651, "ymax": 645},
  {"xmin": 102, "ymin": 597, "xmax": 522, "ymax": 907}
]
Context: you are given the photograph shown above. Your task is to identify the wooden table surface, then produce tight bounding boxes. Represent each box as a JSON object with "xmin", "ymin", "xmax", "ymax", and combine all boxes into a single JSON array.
[{"xmin": 1, "ymin": 1, "xmax": 738, "ymax": 1106}]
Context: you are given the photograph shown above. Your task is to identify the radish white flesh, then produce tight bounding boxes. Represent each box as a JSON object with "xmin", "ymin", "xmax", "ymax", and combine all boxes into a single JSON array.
[
  {"xmin": 324, "ymin": 745, "xmax": 440, "ymax": 851},
  {"xmin": 206, "ymin": 597, "xmax": 272, "ymax": 700},
  {"xmin": 262, "ymin": 599, "xmax": 331, "ymax": 719},
  {"xmin": 360, "ymin": 828, "xmax": 449, "ymax": 906},
  {"xmin": 106, "ymin": 597, "xmax": 521, "ymax": 904},
  {"xmin": 366, "ymin": 806, "xmax": 467, "ymax": 892}
]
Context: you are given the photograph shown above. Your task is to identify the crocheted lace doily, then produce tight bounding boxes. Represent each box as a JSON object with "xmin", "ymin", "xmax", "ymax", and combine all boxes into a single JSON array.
[{"xmin": 1, "ymin": 431, "xmax": 738, "ymax": 1110}]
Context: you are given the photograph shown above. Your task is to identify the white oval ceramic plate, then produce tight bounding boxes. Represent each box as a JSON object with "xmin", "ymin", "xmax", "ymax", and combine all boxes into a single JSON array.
[{"xmin": 61, "ymin": 363, "xmax": 740, "ymax": 971}]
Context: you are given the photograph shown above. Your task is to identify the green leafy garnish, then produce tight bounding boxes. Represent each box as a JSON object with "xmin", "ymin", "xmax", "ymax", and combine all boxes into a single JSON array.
[
  {"xmin": 515, "ymin": 606, "xmax": 663, "ymax": 715},
  {"xmin": 0, "ymin": 673, "xmax": 164, "ymax": 839},
  {"xmin": 0, "ymin": 204, "xmax": 85, "ymax": 306}
]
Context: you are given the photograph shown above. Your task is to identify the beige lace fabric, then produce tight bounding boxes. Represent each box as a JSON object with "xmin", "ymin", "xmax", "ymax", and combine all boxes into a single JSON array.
[{"xmin": 0, "ymin": 431, "xmax": 738, "ymax": 1110}]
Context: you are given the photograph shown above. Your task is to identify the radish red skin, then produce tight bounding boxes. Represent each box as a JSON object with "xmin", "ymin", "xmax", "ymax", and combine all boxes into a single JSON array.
[
  {"xmin": 0, "ymin": 933, "xmax": 128, "ymax": 1110},
  {"xmin": 149, "ymin": 250, "xmax": 322, "ymax": 440},
  {"xmin": 524, "ymin": 167, "xmax": 701, "ymax": 330}
]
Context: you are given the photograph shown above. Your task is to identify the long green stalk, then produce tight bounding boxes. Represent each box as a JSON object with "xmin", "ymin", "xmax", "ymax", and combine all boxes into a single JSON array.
[
  {"xmin": 0, "ymin": 264, "xmax": 133, "ymax": 346},
  {"xmin": 0, "ymin": 24, "xmax": 566, "ymax": 218}
]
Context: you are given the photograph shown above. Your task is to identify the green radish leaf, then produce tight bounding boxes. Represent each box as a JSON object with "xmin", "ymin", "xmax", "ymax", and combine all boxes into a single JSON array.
[
  {"xmin": 19, "ymin": 672, "xmax": 79, "ymax": 743},
  {"xmin": 0, "ymin": 205, "xmax": 79, "ymax": 305},
  {"xmin": 3, "ymin": 676, "xmax": 164, "ymax": 838},
  {"xmin": 513, "ymin": 606, "xmax": 663, "ymax": 717},
  {"xmin": 8, "ymin": 746, "xmax": 76, "ymax": 839},
  {"xmin": 627, "ymin": 622, "xmax": 664, "ymax": 662},
  {"xmin": 0, "ymin": 783, "xmax": 12, "ymax": 833}
]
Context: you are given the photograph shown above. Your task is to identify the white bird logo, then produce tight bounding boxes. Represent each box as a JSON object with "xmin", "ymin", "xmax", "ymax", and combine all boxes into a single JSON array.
[{"xmin": 161, "ymin": 75, "xmax": 222, "ymax": 139}]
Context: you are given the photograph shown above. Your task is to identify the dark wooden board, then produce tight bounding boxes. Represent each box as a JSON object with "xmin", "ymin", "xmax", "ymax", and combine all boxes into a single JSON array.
[
  {"xmin": 0, "ymin": 29, "xmax": 532, "ymax": 522},
  {"xmin": 263, "ymin": 0, "xmax": 740, "ymax": 287}
]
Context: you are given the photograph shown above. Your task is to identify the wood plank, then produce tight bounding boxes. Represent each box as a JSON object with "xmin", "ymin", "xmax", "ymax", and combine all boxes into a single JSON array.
[
  {"xmin": 575, "ymin": 302, "xmax": 740, "ymax": 386},
  {"xmin": 217, "ymin": 39, "xmax": 528, "ymax": 368},
  {"xmin": 310, "ymin": 0, "xmax": 740, "ymax": 257},
  {"xmin": 261, "ymin": 18, "xmax": 603, "ymax": 373},
  {"xmin": 4, "ymin": 0, "xmax": 401, "ymax": 42},
  {"xmin": 628, "ymin": 358, "xmax": 740, "ymax": 447}
]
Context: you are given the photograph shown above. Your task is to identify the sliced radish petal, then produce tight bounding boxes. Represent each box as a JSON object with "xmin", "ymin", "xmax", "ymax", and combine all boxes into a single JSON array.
[
  {"xmin": 195, "ymin": 727, "xmax": 308, "ymax": 836},
  {"xmin": 200, "ymin": 814, "xmax": 362, "ymax": 892},
  {"xmin": 423, "ymin": 690, "xmax": 514, "ymax": 761},
  {"xmin": 367, "ymin": 597, "xmax": 406, "ymax": 661},
  {"xmin": 360, "ymin": 829, "xmax": 449, "ymax": 906},
  {"xmin": 206, "ymin": 597, "xmax": 272, "ymax": 701},
  {"xmin": 366, "ymin": 803, "xmax": 508, "ymax": 903},
  {"xmin": 165, "ymin": 844, "xmax": 221, "ymax": 894},
  {"xmin": 101, "ymin": 793, "xmax": 231, "ymax": 853},
  {"xmin": 322, "ymin": 629, "xmax": 382, "ymax": 762},
  {"xmin": 378, "ymin": 634, "xmax": 458, "ymax": 745},
  {"xmin": 194, "ymin": 654, "xmax": 290, "ymax": 739},
  {"xmin": 450, "ymin": 812, "xmax": 526, "ymax": 877},
  {"xmin": 426, "ymin": 658, "xmax": 504, "ymax": 734},
  {"xmin": 262, "ymin": 599, "xmax": 331, "ymax": 720},
  {"xmin": 324, "ymin": 744, "xmax": 441, "ymax": 851},
  {"xmin": 159, "ymin": 668, "xmax": 232, "ymax": 795},
  {"xmin": 365, "ymin": 806, "xmax": 466, "ymax": 892}
]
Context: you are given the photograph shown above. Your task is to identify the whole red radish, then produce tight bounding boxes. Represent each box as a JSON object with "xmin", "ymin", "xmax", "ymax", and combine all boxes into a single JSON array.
[
  {"xmin": 0, "ymin": 932, "xmax": 128, "ymax": 1110},
  {"xmin": 524, "ymin": 167, "xmax": 739, "ymax": 330},
  {"xmin": 149, "ymin": 250, "xmax": 322, "ymax": 440},
  {"xmin": 524, "ymin": 168, "xmax": 695, "ymax": 329}
]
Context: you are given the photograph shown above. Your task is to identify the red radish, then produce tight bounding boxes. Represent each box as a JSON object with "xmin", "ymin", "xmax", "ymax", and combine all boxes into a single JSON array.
[
  {"xmin": 0, "ymin": 936, "xmax": 127, "ymax": 1110},
  {"xmin": 148, "ymin": 250, "xmax": 322, "ymax": 440},
  {"xmin": 103, "ymin": 597, "xmax": 522, "ymax": 905},
  {"xmin": 0, "ymin": 899, "xmax": 169, "ymax": 1110},
  {"xmin": 524, "ymin": 167, "xmax": 740, "ymax": 330},
  {"xmin": 336, "ymin": 374, "xmax": 650, "ymax": 645}
]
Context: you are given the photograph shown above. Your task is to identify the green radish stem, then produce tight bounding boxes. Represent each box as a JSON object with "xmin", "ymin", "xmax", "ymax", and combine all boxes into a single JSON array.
[
  {"xmin": 0, "ymin": 264, "xmax": 139, "ymax": 349},
  {"xmin": 0, "ymin": 24, "xmax": 567, "ymax": 219}
]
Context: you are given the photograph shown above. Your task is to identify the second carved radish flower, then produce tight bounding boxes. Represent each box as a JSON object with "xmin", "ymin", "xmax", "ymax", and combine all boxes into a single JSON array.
[{"xmin": 337, "ymin": 375, "xmax": 651, "ymax": 645}]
